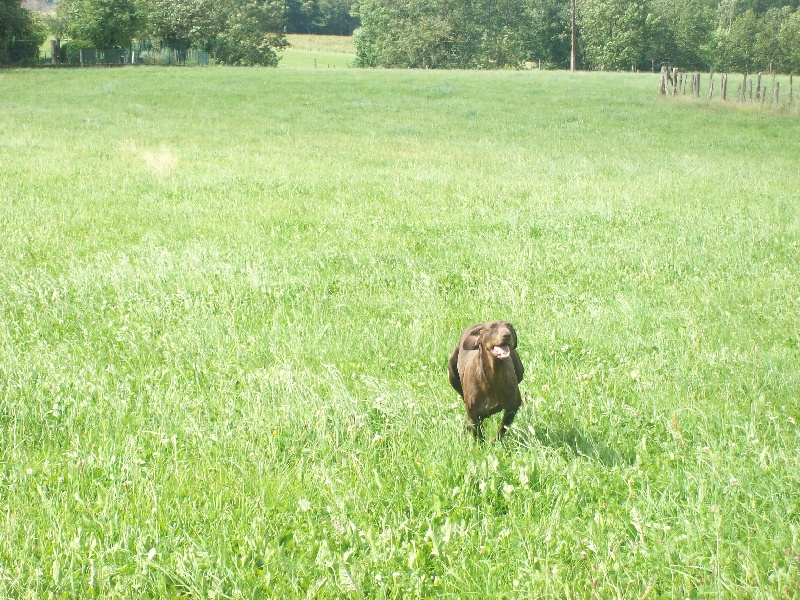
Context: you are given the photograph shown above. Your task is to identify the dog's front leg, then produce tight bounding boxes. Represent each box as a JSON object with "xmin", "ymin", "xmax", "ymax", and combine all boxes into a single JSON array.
[
  {"xmin": 464, "ymin": 415, "xmax": 485, "ymax": 441},
  {"xmin": 496, "ymin": 408, "xmax": 518, "ymax": 440}
]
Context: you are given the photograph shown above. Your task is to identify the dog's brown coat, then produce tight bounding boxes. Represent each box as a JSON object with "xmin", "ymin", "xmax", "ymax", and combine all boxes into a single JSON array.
[{"xmin": 448, "ymin": 321, "xmax": 524, "ymax": 440}]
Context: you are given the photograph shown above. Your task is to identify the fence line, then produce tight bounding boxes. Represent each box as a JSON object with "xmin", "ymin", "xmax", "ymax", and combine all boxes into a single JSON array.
[
  {"xmin": 660, "ymin": 66, "xmax": 795, "ymax": 106},
  {"xmin": 39, "ymin": 47, "xmax": 210, "ymax": 67}
]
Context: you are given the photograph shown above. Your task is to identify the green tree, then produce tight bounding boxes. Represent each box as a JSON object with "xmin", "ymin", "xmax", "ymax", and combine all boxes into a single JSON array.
[
  {"xmin": 645, "ymin": 0, "xmax": 713, "ymax": 70},
  {"xmin": 778, "ymin": 8, "xmax": 800, "ymax": 73},
  {"xmin": 755, "ymin": 6, "xmax": 792, "ymax": 72},
  {"xmin": 131, "ymin": 0, "xmax": 288, "ymax": 65},
  {"xmin": 1, "ymin": 0, "xmax": 47, "ymax": 65},
  {"xmin": 739, "ymin": 0, "xmax": 799, "ymax": 14},
  {"xmin": 57, "ymin": 0, "xmax": 140, "ymax": 48},
  {"xmin": 578, "ymin": 0, "xmax": 648, "ymax": 70},
  {"xmin": 139, "ymin": 0, "xmax": 214, "ymax": 53},
  {"xmin": 713, "ymin": 7, "xmax": 759, "ymax": 71},
  {"xmin": 353, "ymin": 0, "xmax": 454, "ymax": 68},
  {"xmin": 286, "ymin": 0, "xmax": 317, "ymax": 32},
  {"xmin": 526, "ymin": 0, "xmax": 571, "ymax": 68},
  {"xmin": 286, "ymin": 0, "xmax": 359, "ymax": 35},
  {"xmin": 203, "ymin": 0, "xmax": 288, "ymax": 65},
  {"xmin": 317, "ymin": 0, "xmax": 360, "ymax": 34},
  {"xmin": 354, "ymin": 0, "xmax": 569, "ymax": 69}
]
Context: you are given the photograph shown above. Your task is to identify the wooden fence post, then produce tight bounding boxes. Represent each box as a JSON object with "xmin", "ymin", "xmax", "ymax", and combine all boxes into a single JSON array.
[
  {"xmin": 708, "ymin": 70, "xmax": 715, "ymax": 99},
  {"xmin": 721, "ymin": 74, "xmax": 728, "ymax": 101},
  {"xmin": 772, "ymin": 74, "xmax": 777, "ymax": 103},
  {"xmin": 774, "ymin": 81, "xmax": 780, "ymax": 104},
  {"xmin": 756, "ymin": 72, "xmax": 762, "ymax": 101},
  {"xmin": 749, "ymin": 79, "xmax": 753, "ymax": 102},
  {"xmin": 736, "ymin": 85, "xmax": 742, "ymax": 102},
  {"xmin": 659, "ymin": 66, "xmax": 668, "ymax": 95},
  {"xmin": 672, "ymin": 68, "xmax": 679, "ymax": 95}
]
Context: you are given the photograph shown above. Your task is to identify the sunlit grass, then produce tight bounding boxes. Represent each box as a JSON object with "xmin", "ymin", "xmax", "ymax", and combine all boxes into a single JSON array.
[
  {"xmin": 0, "ymin": 65, "xmax": 799, "ymax": 598},
  {"xmin": 279, "ymin": 34, "xmax": 355, "ymax": 68}
]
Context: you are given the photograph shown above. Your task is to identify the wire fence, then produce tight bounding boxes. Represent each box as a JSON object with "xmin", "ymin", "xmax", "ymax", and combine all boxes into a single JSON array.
[{"xmin": 40, "ymin": 47, "xmax": 210, "ymax": 67}]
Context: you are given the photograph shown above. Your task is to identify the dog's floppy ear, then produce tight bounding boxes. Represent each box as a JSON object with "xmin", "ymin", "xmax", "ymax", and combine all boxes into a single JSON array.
[
  {"xmin": 462, "ymin": 325, "xmax": 483, "ymax": 350},
  {"xmin": 508, "ymin": 323, "xmax": 518, "ymax": 348}
]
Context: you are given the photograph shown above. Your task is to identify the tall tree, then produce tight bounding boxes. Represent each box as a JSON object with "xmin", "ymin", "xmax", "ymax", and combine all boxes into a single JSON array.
[
  {"xmin": 713, "ymin": 7, "xmax": 759, "ymax": 71},
  {"xmin": 645, "ymin": 0, "xmax": 713, "ymax": 70},
  {"xmin": 354, "ymin": 0, "xmax": 569, "ymax": 69},
  {"xmin": 779, "ymin": 8, "xmax": 800, "ymax": 73},
  {"xmin": 139, "ymin": 0, "xmax": 214, "ymax": 52},
  {"xmin": 578, "ymin": 0, "xmax": 649, "ymax": 70},
  {"xmin": 203, "ymin": 0, "xmax": 287, "ymax": 65},
  {"xmin": 286, "ymin": 0, "xmax": 359, "ymax": 35},
  {"xmin": 353, "ymin": 0, "xmax": 455, "ymax": 68},
  {"xmin": 317, "ymin": 0, "xmax": 360, "ymax": 35},
  {"xmin": 1, "ymin": 0, "xmax": 47, "ymax": 65},
  {"xmin": 57, "ymin": 0, "xmax": 140, "ymax": 48},
  {"xmin": 756, "ymin": 6, "xmax": 792, "ymax": 72}
]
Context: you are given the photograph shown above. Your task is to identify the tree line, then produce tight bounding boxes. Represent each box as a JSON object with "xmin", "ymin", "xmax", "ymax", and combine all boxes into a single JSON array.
[
  {"xmin": 1, "ymin": 0, "xmax": 357, "ymax": 66},
  {"xmin": 2, "ymin": 0, "xmax": 799, "ymax": 71},
  {"xmin": 354, "ymin": 0, "xmax": 800, "ymax": 73}
]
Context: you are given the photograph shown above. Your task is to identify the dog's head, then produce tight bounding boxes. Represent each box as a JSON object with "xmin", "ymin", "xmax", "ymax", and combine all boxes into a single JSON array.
[{"xmin": 463, "ymin": 321, "xmax": 518, "ymax": 360}]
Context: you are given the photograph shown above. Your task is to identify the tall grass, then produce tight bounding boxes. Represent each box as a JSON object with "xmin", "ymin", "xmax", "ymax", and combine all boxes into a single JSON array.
[{"xmin": 1, "ymin": 66, "xmax": 799, "ymax": 598}]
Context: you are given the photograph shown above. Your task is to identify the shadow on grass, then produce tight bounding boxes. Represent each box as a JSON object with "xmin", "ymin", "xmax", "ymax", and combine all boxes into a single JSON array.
[{"xmin": 507, "ymin": 425, "xmax": 630, "ymax": 467}]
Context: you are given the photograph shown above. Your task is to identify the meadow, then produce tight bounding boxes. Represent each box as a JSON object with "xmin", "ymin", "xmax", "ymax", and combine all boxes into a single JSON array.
[
  {"xmin": 279, "ymin": 34, "xmax": 355, "ymax": 69},
  {"xmin": 1, "ymin": 64, "xmax": 799, "ymax": 598}
]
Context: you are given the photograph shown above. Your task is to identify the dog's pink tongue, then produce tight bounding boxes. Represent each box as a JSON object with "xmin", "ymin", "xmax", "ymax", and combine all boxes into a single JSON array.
[{"xmin": 491, "ymin": 345, "xmax": 511, "ymax": 359}]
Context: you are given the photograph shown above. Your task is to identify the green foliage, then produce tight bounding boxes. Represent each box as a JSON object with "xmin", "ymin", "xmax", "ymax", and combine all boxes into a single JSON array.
[
  {"xmin": 353, "ymin": 0, "xmax": 569, "ymax": 69},
  {"xmin": 645, "ymin": 0, "xmax": 714, "ymax": 70},
  {"xmin": 58, "ymin": 38, "xmax": 94, "ymax": 63},
  {"xmin": 285, "ymin": 0, "xmax": 360, "ymax": 35},
  {"xmin": 201, "ymin": 0, "xmax": 288, "ymax": 65},
  {"xmin": 712, "ymin": 1, "xmax": 800, "ymax": 73},
  {"xmin": 57, "ymin": 0, "xmax": 288, "ymax": 65},
  {"xmin": 35, "ymin": 0, "xmax": 800, "ymax": 72},
  {"xmin": 578, "ymin": 0, "xmax": 648, "ymax": 71},
  {"xmin": 57, "ymin": 0, "xmax": 140, "ymax": 48},
  {"xmin": 353, "ymin": 0, "xmax": 456, "ymax": 68},
  {"xmin": 780, "ymin": 10, "xmax": 800, "ymax": 73},
  {"xmin": 351, "ymin": 0, "xmax": 800, "ymax": 72},
  {"xmin": 713, "ymin": 7, "xmax": 759, "ymax": 71},
  {"xmin": 0, "ymin": 0, "xmax": 47, "ymax": 65},
  {"xmin": 138, "ymin": 0, "xmax": 214, "ymax": 53}
]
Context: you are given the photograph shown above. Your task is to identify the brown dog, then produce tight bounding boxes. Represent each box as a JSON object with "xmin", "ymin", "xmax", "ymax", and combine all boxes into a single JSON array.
[{"xmin": 448, "ymin": 321, "xmax": 524, "ymax": 440}]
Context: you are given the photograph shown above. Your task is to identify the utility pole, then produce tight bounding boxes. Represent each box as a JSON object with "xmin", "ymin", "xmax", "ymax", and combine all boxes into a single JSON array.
[{"xmin": 570, "ymin": 0, "xmax": 576, "ymax": 72}]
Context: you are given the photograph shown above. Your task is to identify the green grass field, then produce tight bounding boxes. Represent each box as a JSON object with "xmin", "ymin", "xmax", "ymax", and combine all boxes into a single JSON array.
[
  {"xmin": 279, "ymin": 34, "xmax": 355, "ymax": 69},
  {"xmin": 1, "ymin": 65, "xmax": 799, "ymax": 598}
]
